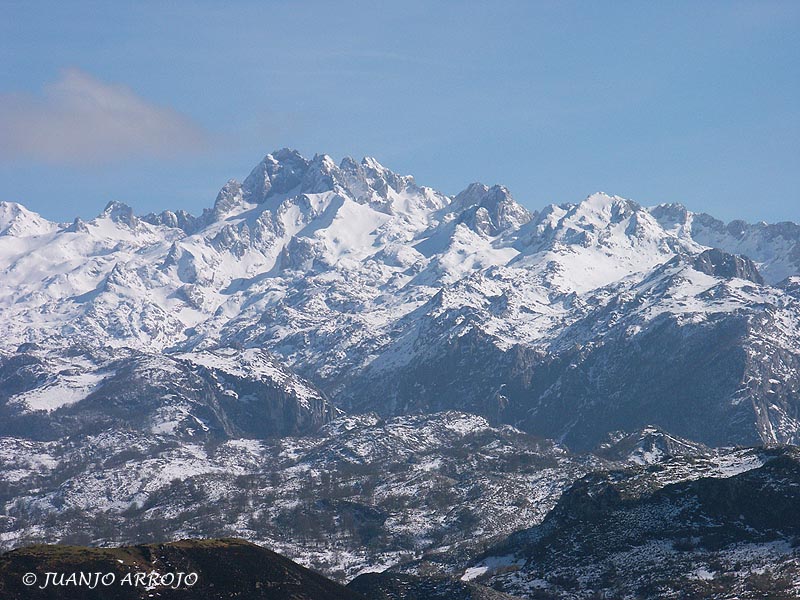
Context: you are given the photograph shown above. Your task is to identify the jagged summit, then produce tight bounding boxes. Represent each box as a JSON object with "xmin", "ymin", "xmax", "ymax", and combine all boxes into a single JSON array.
[
  {"xmin": 242, "ymin": 148, "xmax": 309, "ymax": 204},
  {"xmin": 450, "ymin": 183, "xmax": 532, "ymax": 236},
  {"xmin": 235, "ymin": 148, "xmax": 446, "ymax": 218},
  {"xmin": 100, "ymin": 200, "xmax": 138, "ymax": 226}
]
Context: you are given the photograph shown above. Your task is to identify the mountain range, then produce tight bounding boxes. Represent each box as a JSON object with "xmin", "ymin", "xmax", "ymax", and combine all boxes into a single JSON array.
[
  {"xmin": 3, "ymin": 148, "xmax": 800, "ymax": 448},
  {"xmin": 2, "ymin": 149, "xmax": 800, "ymax": 597}
]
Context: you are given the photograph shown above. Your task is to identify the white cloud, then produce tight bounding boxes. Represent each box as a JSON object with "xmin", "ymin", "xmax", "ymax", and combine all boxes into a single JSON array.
[{"xmin": 0, "ymin": 69, "xmax": 209, "ymax": 165}]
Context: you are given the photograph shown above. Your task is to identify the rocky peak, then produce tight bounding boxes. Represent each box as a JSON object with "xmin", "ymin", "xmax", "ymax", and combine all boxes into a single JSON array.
[
  {"xmin": 359, "ymin": 156, "xmax": 415, "ymax": 194},
  {"xmin": 141, "ymin": 208, "xmax": 200, "ymax": 234},
  {"xmin": 100, "ymin": 200, "xmax": 138, "ymax": 227},
  {"xmin": 451, "ymin": 183, "xmax": 532, "ymax": 236},
  {"xmin": 649, "ymin": 202, "xmax": 693, "ymax": 237},
  {"xmin": 593, "ymin": 426, "xmax": 709, "ymax": 465},
  {"xmin": 242, "ymin": 148, "xmax": 310, "ymax": 204},
  {"xmin": 0, "ymin": 201, "xmax": 25, "ymax": 229},
  {"xmin": 572, "ymin": 192, "xmax": 640, "ymax": 222},
  {"xmin": 691, "ymin": 248, "xmax": 764, "ymax": 284},
  {"xmin": 336, "ymin": 154, "xmax": 418, "ymax": 209},
  {"xmin": 64, "ymin": 216, "xmax": 90, "ymax": 233},
  {"xmin": 212, "ymin": 179, "xmax": 245, "ymax": 219},
  {"xmin": 227, "ymin": 150, "xmax": 448, "ymax": 224},
  {"xmin": 299, "ymin": 154, "xmax": 340, "ymax": 195},
  {"xmin": 516, "ymin": 192, "xmax": 666, "ymax": 254}
]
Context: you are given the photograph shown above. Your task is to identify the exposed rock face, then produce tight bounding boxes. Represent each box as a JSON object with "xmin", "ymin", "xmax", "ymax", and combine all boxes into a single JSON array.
[
  {"xmin": 592, "ymin": 426, "xmax": 710, "ymax": 465},
  {"xmin": 691, "ymin": 248, "xmax": 764, "ymax": 284},
  {"xmin": 0, "ymin": 345, "xmax": 336, "ymax": 441},
  {"xmin": 468, "ymin": 448, "xmax": 800, "ymax": 599}
]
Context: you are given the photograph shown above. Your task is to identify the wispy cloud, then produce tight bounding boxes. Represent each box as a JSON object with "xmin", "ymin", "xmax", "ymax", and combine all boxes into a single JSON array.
[{"xmin": 0, "ymin": 69, "xmax": 209, "ymax": 165}]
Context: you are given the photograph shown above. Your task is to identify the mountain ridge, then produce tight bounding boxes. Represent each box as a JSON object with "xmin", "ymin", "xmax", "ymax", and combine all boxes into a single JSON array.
[{"xmin": 1, "ymin": 149, "xmax": 800, "ymax": 450}]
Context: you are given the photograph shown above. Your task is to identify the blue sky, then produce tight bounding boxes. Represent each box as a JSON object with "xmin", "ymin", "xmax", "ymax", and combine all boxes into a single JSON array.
[{"xmin": 1, "ymin": 1, "xmax": 798, "ymax": 223}]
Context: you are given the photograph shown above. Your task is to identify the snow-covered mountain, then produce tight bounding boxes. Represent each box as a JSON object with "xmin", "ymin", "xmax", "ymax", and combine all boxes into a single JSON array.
[
  {"xmin": 3, "ymin": 149, "xmax": 800, "ymax": 594},
  {"xmin": 1, "ymin": 149, "xmax": 800, "ymax": 450}
]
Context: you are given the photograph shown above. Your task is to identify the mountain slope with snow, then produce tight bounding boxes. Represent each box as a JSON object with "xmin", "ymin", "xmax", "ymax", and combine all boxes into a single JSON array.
[
  {"xmin": 469, "ymin": 447, "xmax": 800, "ymax": 599},
  {"xmin": 0, "ymin": 411, "xmax": 602, "ymax": 579},
  {"xmin": 1, "ymin": 149, "xmax": 800, "ymax": 450}
]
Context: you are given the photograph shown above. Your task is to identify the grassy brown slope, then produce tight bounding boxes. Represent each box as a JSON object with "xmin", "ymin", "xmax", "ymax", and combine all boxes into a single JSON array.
[{"xmin": 0, "ymin": 538, "xmax": 364, "ymax": 600}]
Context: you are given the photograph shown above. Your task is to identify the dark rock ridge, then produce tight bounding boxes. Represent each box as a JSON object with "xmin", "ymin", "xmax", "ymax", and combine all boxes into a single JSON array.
[
  {"xmin": 348, "ymin": 572, "xmax": 520, "ymax": 599},
  {"xmin": 0, "ymin": 538, "xmax": 363, "ymax": 600},
  {"xmin": 592, "ymin": 426, "xmax": 710, "ymax": 464},
  {"xmin": 691, "ymin": 248, "xmax": 764, "ymax": 284},
  {"xmin": 471, "ymin": 447, "xmax": 800, "ymax": 599}
]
